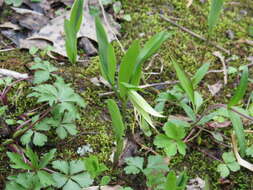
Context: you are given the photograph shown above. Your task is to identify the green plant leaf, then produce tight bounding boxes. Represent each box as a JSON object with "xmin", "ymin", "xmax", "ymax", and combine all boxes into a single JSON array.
[
  {"xmin": 228, "ymin": 110, "xmax": 246, "ymax": 156},
  {"xmin": 163, "ymin": 122, "xmax": 185, "ymax": 140},
  {"xmin": 118, "ymin": 40, "xmax": 141, "ymax": 98},
  {"xmin": 69, "ymin": 0, "xmax": 84, "ymax": 33},
  {"xmin": 172, "ymin": 59, "xmax": 195, "ymax": 105},
  {"xmin": 37, "ymin": 170, "xmax": 55, "ymax": 187},
  {"xmin": 246, "ymin": 145, "xmax": 253, "ymax": 157},
  {"xmin": 131, "ymin": 31, "xmax": 172, "ymax": 85},
  {"xmin": 192, "ymin": 62, "xmax": 210, "ymax": 88},
  {"xmin": 164, "ymin": 171, "xmax": 177, "ymax": 190},
  {"xmin": 128, "ymin": 90, "xmax": 164, "ymax": 117},
  {"xmin": 124, "ymin": 157, "xmax": 144, "ymax": 174},
  {"xmin": 217, "ymin": 164, "xmax": 229, "ymax": 178},
  {"xmin": 228, "ymin": 66, "xmax": 248, "ymax": 107},
  {"xmin": 7, "ymin": 152, "xmax": 32, "ymax": 170},
  {"xmin": 39, "ymin": 149, "xmax": 56, "ymax": 168},
  {"xmin": 208, "ymin": 0, "xmax": 225, "ymax": 33},
  {"xmin": 95, "ymin": 16, "xmax": 116, "ymax": 84},
  {"xmin": 106, "ymin": 99, "xmax": 125, "ymax": 140},
  {"xmin": 64, "ymin": 19, "xmax": 77, "ymax": 64}
]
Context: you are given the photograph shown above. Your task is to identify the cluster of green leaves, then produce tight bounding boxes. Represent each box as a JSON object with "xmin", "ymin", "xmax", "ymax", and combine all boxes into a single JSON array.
[
  {"xmin": 6, "ymin": 148, "xmax": 56, "ymax": 190},
  {"xmin": 124, "ymin": 155, "xmax": 188, "ymax": 190},
  {"xmin": 95, "ymin": 16, "xmax": 171, "ymax": 162},
  {"xmin": 154, "ymin": 121, "xmax": 186, "ymax": 157},
  {"xmin": 217, "ymin": 152, "xmax": 240, "ymax": 178},
  {"xmin": 17, "ymin": 58, "xmax": 85, "ymax": 147},
  {"xmin": 64, "ymin": 0, "xmax": 84, "ymax": 64}
]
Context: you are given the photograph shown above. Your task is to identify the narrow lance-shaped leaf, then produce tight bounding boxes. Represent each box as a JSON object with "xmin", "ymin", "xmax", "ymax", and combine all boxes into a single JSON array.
[
  {"xmin": 228, "ymin": 110, "xmax": 246, "ymax": 156},
  {"xmin": 192, "ymin": 62, "xmax": 210, "ymax": 88},
  {"xmin": 228, "ymin": 66, "xmax": 248, "ymax": 107},
  {"xmin": 128, "ymin": 90, "xmax": 164, "ymax": 118},
  {"xmin": 130, "ymin": 31, "xmax": 172, "ymax": 85},
  {"xmin": 64, "ymin": 20, "xmax": 77, "ymax": 64},
  {"xmin": 107, "ymin": 99, "xmax": 125, "ymax": 163},
  {"xmin": 208, "ymin": 0, "xmax": 225, "ymax": 33},
  {"xmin": 172, "ymin": 59, "xmax": 195, "ymax": 105},
  {"xmin": 118, "ymin": 40, "xmax": 141, "ymax": 98},
  {"xmin": 107, "ymin": 99, "xmax": 125, "ymax": 142},
  {"xmin": 70, "ymin": 0, "xmax": 84, "ymax": 33},
  {"xmin": 95, "ymin": 16, "xmax": 116, "ymax": 85}
]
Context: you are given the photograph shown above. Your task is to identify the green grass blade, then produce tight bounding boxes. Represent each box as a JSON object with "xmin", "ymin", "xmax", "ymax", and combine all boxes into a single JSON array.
[
  {"xmin": 130, "ymin": 31, "xmax": 172, "ymax": 85},
  {"xmin": 192, "ymin": 62, "xmax": 210, "ymax": 88},
  {"xmin": 228, "ymin": 110, "xmax": 246, "ymax": 156},
  {"xmin": 228, "ymin": 66, "xmax": 248, "ymax": 107},
  {"xmin": 172, "ymin": 59, "xmax": 195, "ymax": 105},
  {"xmin": 70, "ymin": 0, "xmax": 84, "ymax": 33},
  {"xmin": 118, "ymin": 40, "xmax": 140, "ymax": 98},
  {"xmin": 208, "ymin": 0, "xmax": 224, "ymax": 33},
  {"xmin": 64, "ymin": 20, "xmax": 77, "ymax": 64}
]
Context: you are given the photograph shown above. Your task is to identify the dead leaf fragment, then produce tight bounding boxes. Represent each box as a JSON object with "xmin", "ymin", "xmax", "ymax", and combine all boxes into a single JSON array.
[
  {"xmin": 187, "ymin": 177, "xmax": 205, "ymax": 190},
  {"xmin": 213, "ymin": 51, "xmax": 227, "ymax": 85},
  {"xmin": 0, "ymin": 22, "xmax": 21, "ymax": 30},
  {"xmin": 208, "ymin": 81, "xmax": 223, "ymax": 96},
  {"xmin": 187, "ymin": 0, "xmax": 193, "ymax": 7}
]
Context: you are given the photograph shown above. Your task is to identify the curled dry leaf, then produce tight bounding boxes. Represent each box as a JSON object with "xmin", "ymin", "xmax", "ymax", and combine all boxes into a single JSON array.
[
  {"xmin": 213, "ymin": 51, "xmax": 228, "ymax": 85},
  {"xmin": 232, "ymin": 131, "xmax": 253, "ymax": 172},
  {"xmin": 208, "ymin": 80, "xmax": 223, "ymax": 96}
]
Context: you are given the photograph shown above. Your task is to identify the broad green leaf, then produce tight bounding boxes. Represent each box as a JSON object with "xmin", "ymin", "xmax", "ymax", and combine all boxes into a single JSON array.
[
  {"xmin": 177, "ymin": 141, "xmax": 186, "ymax": 156},
  {"xmin": 37, "ymin": 170, "xmax": 55, "ymax": 187},
  {"xmin": 33, "ymin": 132, "xmax": 48, "ymax": 147},
  {"xmin": 128, "ymin": 90, "xmax": 164, "ymax": 117},
  {"xmin": 71, "ymin": 172, "xmax": 93, "ymax": 187},
  {"xmin": 52, "ymin": 173, "xmax": 68, "ymax": 188},
  {"xmin": 217, "ymin": 164, "xmax": 229, "ymax": 178},
  {"xmin": 164, "ymin": 171, "xmax": 177, "ymax": 190},
  {"xmin": 69, "ymin": 160, "xmax": 85, "ymax": 175},
  {"xmin": 165, "ymin": 142, "xmax": 177, "ymax": 156},
  {"xmin": 118, "ymin": 40, "xmax": 141, "ymax": 98},
  {"xmin": 124, "ymin": 157, "xmax": 144, "ymax": 174},
  {"xmin": 228, "ymin": 111, "xmax": 246, "ymax": 156},
  {"xmin": 227, "ymin": 162, "xmax": 240, "ymax": 172},
  {"xmin": 107, "ymin": 99, "xmax": 125, "ymax": 142},
  {"xmin": 192, "ymin": 62, "xmax": 210, "ymax": 88},
  {"xmin": 146, "ymin": 155, "xmax": 169, "ymax": 171},
  {"xmin": 52, "ymin": 160, "xmax": 69, "ymax": 174},
  {"xmin": 154, "ymin": 134, "xmax": 172, "ymax": 148},
  {"xmin": 163, "ymin": 122, "xmax": 185, "ymax": 140},
  {"xmin": 131, "ymin": 31, "xmax": 172, "ymax": 85},
  {"xmin": 100, "ymin": 176, "xmax": 111, "ymax": 186},
  {"xmin": 194, "ymin": 91, "xmax": 203, "ymax": 112},
  {"xmin": 246, "ymin": 145, "xmax": 253, "ymax": 157},
  {"xmin": 69, "ymin": 0, "xmax": 84, "ymax": 33},
  {"xmin": 222, "ymin": 152, "xmax": 236, "ymax": 163},
  {"xmin": 7, "ymin": 152, "xmax": 32, "ymax": 170},
  {"xmin": 63, "ymin": 179, "xmax": 80, "ymax": 190},
  {"xmin": 177, "ymin": 171, "xmax": 188, "ymax": 189},
  {"xmin": 33, "ymin": 70, "xmax": 50, "ymax": 84},
  {"xmin": 40, "ymin": 149, "xmax": 56, "ymax": 168},
  {"xmin": 228, "ymin": 66, "xmax": 248, "ymax": 107},
  {"xmin": 208, "ymin": 0, "xmax": 225, "ymax": 33},
  {"xmin": 172, "ymin": 60, "xmax": 195, "ymax": 105}
]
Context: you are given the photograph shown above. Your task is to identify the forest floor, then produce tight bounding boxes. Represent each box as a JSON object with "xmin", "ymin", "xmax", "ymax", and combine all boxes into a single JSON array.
[{"xmin": 1, "ymin": 0, "xmax": 253, "ymax": 189}]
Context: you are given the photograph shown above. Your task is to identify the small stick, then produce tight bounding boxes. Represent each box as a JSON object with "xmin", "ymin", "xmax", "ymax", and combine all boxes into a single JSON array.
[
  {"xmin": 97, "ymin": 0, "xmax": 125, "ymax": 53},
  {"xmin": 160, "ymin": 14, "xmax": 230, "ymax": 55},
  {"xmin": 0, "ymin": 69, "xmax": 28, "ymax": 79},
  {"xmin": 0, "ymin": 48, "xmax": 15, "ymax": 52}
]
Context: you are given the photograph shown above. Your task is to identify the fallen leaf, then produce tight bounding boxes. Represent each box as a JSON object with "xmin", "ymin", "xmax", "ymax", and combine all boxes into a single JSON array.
[
  {"xmin": 20, "ymin": 5, "xmax": 120, "ymax": 57},
  {"xmin": 0, "ymin": 22, "xmax": 21, "ymax": 30},
  {"xmin": 208, "ymin": 81, "xmax": 223, "ymax": 96},
  {"xmin": 213, "ymin": 51, "xmax": 228, "ymax": 85}
]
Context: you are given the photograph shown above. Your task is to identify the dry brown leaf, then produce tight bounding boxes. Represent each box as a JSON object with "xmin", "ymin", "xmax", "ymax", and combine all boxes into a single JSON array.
[
  {"xmin": 0, "ymin": 22, "xmax": 21, "ymax": 30},
  {"xmin": 20, "ymin": 6, "xmax": 120, "ymax": 57},
  {"xmin": 213, "ymin": 51, "xmax": 228, "ymax": 85},
  {"xmin": 208, "ymin": 81, "xmax": 223, "ymax": 96}
]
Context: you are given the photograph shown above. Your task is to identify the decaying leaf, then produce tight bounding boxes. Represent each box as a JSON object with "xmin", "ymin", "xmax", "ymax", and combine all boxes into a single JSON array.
[
  {"xmin": 20, "ymin": 5, "xmax": 119, "ymax": 57},
  {"xmin": 187, "ymin": 0, "xmax": 193, "ymax": 8},
  {"xmin": 186, "ymin": 177, "xmax": 205, "ymax": 190},
  {"xmin": 208, "ymin": 81, "xmax": 223, "ymax": 96}
]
